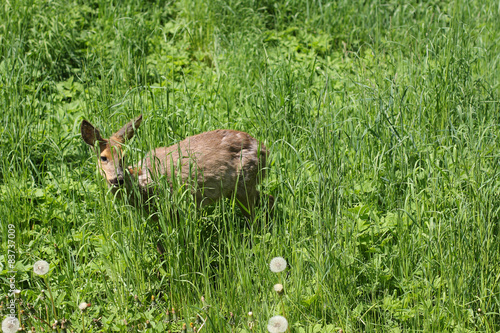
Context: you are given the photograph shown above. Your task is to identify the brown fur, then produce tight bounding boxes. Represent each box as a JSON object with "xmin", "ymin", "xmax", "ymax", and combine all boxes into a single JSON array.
[{"xmin": 81, "ymin": 115, "xmax": 272, "ymax": 219}]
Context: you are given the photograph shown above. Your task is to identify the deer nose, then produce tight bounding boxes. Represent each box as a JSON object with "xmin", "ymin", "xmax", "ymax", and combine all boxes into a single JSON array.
[{"xmin": 110, "ymin": 178, "xmax": 125, "ymax": 186}]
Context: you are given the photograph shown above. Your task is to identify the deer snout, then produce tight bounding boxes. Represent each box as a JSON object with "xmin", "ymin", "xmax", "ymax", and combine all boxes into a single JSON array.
[{"xmin": 109, "ymin": 177, "xmax": 125, "ymax": 186}]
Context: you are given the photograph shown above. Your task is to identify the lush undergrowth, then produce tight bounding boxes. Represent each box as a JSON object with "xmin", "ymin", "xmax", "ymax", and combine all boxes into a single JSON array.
[{"xmin": 1, "ymin": 0, "xmax": 500, "ymax": 332}]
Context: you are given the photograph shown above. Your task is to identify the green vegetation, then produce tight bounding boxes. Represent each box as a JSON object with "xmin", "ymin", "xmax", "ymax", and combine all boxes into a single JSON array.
[{"xmin": 1, "ymin": 0, "xmax": 500, "ymax": 331}]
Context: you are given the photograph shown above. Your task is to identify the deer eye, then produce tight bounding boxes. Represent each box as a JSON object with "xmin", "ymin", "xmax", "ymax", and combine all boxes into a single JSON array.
[{"xmin": 100, "ymin": 156, "xmax": 108, "ymax": 162}]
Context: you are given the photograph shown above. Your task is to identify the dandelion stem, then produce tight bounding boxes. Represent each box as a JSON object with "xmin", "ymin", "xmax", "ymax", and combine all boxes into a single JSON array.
[
  {"xmin": 279, "ymin": 295, "xmax": 290, "ymax": 333},
  {"xmin": 44, "ymin": 276, "xmax": 58, "ymax": 322},
  {"xmin": 279, "ymin": 275, "xmax": 290, "ymax": 333},
  {"xmin": 31, "ymin": 315, "xmax": 52, "ymax": 329},
  {"xmin": 45, "ymin": 302, "xmax": 50, "ymax": 324}
]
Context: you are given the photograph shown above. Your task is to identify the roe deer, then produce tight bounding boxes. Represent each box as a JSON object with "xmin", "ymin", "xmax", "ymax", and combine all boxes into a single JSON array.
[{"xmin": 80, "ymin": 114, "xmax": 273, "ymax": 220}]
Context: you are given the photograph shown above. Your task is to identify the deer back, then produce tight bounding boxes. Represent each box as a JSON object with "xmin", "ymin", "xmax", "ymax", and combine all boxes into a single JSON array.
[{"xmin": 134, "ymin": 129, "xmax": 267, "ymax": 206}]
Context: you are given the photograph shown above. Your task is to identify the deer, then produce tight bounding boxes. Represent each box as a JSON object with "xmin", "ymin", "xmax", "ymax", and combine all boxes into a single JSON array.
[{"xmin": 80, "ymin": 114, "xmax": 273, "ymax": 224}]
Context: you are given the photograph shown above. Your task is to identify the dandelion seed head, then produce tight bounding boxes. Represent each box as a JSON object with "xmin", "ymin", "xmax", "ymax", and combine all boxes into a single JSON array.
[
  {"xmin": 33, "ymin": 260, "xmax": 50, "ymax": 276},
  {"xmin": 2, "ymin": 317, "xmax": 20, "ymax": 333},
  {"xmin": 79, "ymin": 302, "xmax": 89, "ymax": 311},
  {"xmin": 269, "ymin": 257, "xmax": 287, "ymax": 273},
  {"xmin": 267, "ymin": 315, "xmax": 288, "ymax": 333},
  {"xmin": 273, "ymin": 283, "xmax": 284, "ymax": 295}
]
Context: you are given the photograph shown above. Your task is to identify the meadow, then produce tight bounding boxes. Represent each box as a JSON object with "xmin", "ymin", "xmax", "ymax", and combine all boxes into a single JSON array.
[{"xmin": 1, "ymin": 0, "xmax": 500, "ymax": 331}]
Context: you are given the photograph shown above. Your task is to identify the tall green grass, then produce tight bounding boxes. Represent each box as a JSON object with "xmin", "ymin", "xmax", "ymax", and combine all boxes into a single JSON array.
[{"xmin": 1, "ymin": 0, "xmax": 499, "ymax": 331}]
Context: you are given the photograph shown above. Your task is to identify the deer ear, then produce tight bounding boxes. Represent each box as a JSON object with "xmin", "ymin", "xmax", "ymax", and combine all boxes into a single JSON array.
[
  {"xmin": 113, "ymin": 114, "xmax": 142, "ymax": 142},
  {"xmin": 81, "ymin": 120, "xmax": 104, "ymax": 147}
]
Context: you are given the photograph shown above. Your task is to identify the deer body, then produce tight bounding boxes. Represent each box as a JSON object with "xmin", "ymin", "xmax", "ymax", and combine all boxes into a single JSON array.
[{"xmin": 81, "ymin": 115, "xmax": 270, "ymax": 218}]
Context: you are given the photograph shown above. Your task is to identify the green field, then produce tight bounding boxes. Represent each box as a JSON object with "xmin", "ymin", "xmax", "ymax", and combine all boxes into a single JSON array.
[{"xmin": 1, "ymin": 0, "xmax": 500, "ymax": 332}]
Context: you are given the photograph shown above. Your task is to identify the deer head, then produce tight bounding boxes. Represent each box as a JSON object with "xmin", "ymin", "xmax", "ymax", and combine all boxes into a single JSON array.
[{"xmin": 81, "ymin": 115, "xmax": 142, "ymax": 186}]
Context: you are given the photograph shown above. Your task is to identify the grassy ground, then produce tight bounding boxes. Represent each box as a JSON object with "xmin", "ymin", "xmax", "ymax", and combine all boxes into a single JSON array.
[{"xmin": 1, "ymin": 0, "xmax": 500, "ymax": 332}]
